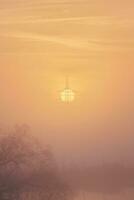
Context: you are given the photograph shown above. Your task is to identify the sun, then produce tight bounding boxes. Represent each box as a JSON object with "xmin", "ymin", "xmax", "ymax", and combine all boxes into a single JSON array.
[{"xmin": 60, "ymin": 88, "xmax": 75, "ymax": 103}]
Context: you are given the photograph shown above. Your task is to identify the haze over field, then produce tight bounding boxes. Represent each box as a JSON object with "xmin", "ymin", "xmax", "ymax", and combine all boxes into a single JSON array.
[{"xmin": 0, "ymin": 0, "xmax": 134, "ymax": 165}]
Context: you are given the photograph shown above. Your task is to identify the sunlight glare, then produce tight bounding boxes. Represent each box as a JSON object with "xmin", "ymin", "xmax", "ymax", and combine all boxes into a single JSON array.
[{"xmin": 60, "ymin": 88, "xmax": 75, "ymax": 103}]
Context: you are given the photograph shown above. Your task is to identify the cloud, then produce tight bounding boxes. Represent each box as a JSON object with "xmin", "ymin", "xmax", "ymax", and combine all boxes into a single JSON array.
[
  {"xmin": 0, "ymin": 16, "xmax": 133, "ymax": 26},
  {"xmin": 1, "ymin": 31, "xmax": 90, "ymax": 49},
  {"xmin": 1, "ymin": 30, "xmax": 133, "ymax": 52},
  {"xmin": 0, "ymin": 16, "xmax": 92, "ymax": 25}
]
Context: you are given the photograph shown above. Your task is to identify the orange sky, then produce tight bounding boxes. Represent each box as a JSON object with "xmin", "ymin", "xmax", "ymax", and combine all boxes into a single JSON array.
[{"xmin": 0, "ymin": 0, "xmax": 134, "ymax": 164}]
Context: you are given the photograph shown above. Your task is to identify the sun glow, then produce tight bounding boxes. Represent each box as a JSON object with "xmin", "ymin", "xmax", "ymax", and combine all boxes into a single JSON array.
[{"xmin": 60, "ymin": 88, "xmax": 75, "ymax": 103}]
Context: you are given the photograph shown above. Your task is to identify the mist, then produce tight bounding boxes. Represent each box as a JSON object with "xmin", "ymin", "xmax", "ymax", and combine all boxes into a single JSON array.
[{"xmin": 0, "ymin": 0, "xmax": 134, "ymax": 199}]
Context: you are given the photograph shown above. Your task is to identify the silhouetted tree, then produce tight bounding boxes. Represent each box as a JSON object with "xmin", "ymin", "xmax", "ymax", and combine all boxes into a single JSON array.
[{"xmin": 0, "ymin": 125, "xmax": 70, "ymax": 200}]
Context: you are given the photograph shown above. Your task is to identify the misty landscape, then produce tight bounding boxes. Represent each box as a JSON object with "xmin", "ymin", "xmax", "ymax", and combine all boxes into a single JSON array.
[
  {"xmin": 0, "ymin": 0, "xmax": 134, "ymax": 199},
  {"xmin": 0, "ymin": 125, "xmax": 134, "ymax": 200}
]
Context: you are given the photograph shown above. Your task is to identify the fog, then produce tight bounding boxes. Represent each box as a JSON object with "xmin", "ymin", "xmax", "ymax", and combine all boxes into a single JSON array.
[{"xmin": 0, "ymin": 0, "xmax": 134, "ymax": 199}]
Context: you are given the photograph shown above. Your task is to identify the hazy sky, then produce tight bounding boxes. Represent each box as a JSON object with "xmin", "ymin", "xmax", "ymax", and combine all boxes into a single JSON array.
[{"xmin": 0, "ymin": 0, "xmax": 134, "ymax": 164}]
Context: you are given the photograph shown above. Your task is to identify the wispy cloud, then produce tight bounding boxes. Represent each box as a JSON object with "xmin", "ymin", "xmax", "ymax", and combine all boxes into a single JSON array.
[
  {"xmin": 1, "ymin": 31, "xmax": 90, "ymax": 49},
  {"xmin": 1, "ymin": 30, "xmax": 133, "ymax": 52},
  {"xmin": 0, "ymin": 16, "xmax": 133, "ymax": 26},
  {"xmin": 0, "ymin": 16, "xmax": 92, "ymax": 25}
]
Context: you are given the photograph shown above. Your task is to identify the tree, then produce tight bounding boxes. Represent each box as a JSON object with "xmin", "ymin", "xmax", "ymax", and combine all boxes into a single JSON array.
[{"xmin": 0, "ymin": 125, "xmax": 70, "ymax": 200}]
